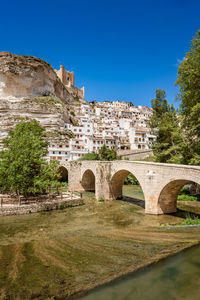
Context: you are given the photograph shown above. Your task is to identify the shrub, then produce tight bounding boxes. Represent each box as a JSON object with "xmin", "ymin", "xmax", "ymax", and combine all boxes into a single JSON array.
[
  {"xmin": 181, "ymin": 217, "xmax": 200, "ymax": 225},
  {"xmin": 98, "ymin": 198, "xmax": 105, "ymax": 202},
  {"xmin": 65, "ymin": 130, "xmax": 74, "ymax": 138},
  {"xmin": 106, "ymin": 173, "xmax": 111, "ymax": 181},
  {"xmin": 59, "ymin": 203, "xmax": 65, "ymax": 210},
  {"xmin": 177, "ymin": 194, "xmax": 198, "ymax": 201}
]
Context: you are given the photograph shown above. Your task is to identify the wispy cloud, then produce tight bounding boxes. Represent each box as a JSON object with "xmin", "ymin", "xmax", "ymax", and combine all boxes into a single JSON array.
[{"xmin": 174, "ymin": 57, "xmax": 187, "ymax": 67}]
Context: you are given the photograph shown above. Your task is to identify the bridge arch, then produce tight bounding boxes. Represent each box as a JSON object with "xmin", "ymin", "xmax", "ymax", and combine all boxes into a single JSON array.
[
  {"xmin": 110, "ymin": 169, "xmax": 144, "ymax": 201},
  {"xmin": 58, "ymin": 166, "xmax": 68, "ymax": 182},
  {"xmin": 81, "ymin": 169, "xmax": 95, "ymax": 192},
  {"xmin": 158, "ymin": 179, "xmax": 199, "ymax": 214}
]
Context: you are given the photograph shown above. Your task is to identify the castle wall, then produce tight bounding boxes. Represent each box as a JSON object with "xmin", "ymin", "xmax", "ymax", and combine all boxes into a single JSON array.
[{"xmin": 55, "ymin": 65, "xmax": 84, "ymax": 99}]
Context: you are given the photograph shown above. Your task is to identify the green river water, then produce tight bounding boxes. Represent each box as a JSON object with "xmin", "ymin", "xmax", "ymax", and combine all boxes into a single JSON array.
[{"xmin": 78, "ymin": 244, "xmax": 200, "ymax": 300}]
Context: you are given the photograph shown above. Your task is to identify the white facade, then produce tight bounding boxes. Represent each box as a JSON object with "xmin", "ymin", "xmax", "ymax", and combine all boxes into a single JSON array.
[{"xmin": 48, "ymin": 101, "xmax": 156, "ymax": 161}]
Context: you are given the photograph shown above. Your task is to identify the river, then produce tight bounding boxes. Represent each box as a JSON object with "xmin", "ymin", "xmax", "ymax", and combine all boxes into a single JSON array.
[{"xmin": 78, "ymin": 245, "xmax": 200, "ymax": 300}]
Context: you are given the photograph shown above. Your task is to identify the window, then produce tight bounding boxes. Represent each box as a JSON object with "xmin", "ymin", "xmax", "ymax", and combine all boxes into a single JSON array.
[
  {"xmin": 79, "ymin": 129, "xmax": 82, "ymax": 132},
  {"xmin": 59, "ymin": 151, "xmax": 61, "ymax": 154},
  {"xmin": 53, "ymin": 151, "xmax": 55, "ymax": 154},
  {"xmin": 87, "ymin": 129, "xmax": 90, "ymax": 132},
  {"xmin": 59, "ymin": 145, "xmax": 62, "ymax": 148},
  {"xmin": 74, "ymin": 129, "xmax": 77, "ymax": 132}
]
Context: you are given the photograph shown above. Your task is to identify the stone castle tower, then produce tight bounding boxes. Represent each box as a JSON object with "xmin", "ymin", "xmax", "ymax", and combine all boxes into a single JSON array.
[{"xmin": 55, "ymin": 65, "xmax": 85, "ymax": 100}]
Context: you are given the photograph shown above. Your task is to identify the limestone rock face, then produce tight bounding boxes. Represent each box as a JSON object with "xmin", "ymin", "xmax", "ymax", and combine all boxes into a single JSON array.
[
  {"xmin": 0, "ymin": 96, "xmax": 71, "ymax": 145},
  {"xmin": 0, "ymin": 52, "xmax": 79, "ymax": 146},
  {"xmin": 0, "ymin": 52, "xmax": 74, "ymax": 103}
]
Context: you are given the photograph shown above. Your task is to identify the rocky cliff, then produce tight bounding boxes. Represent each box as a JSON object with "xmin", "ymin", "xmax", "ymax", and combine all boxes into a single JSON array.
[
  {"xmin": 0, "ymin": 52, "xmax": 77, "ymax": 102},
  {"xmin": 0, "ymin": 52, "xmax": 80, "ymax": 145}
]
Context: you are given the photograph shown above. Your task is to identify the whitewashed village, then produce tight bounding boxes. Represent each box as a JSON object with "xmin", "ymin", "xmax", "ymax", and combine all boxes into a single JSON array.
[{"xmin": 49, "ymin": 65, "xmax": 156, "ymax": 161}]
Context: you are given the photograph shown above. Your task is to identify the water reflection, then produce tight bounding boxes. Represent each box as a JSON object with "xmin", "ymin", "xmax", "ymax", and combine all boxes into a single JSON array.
[{"xmin": 78, "ymin": 245, "xmax": 200, "ymax": 300}]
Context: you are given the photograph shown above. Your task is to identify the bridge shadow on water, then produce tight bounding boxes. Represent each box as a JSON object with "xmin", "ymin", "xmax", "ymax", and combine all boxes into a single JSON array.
[
  {"xmin": 120, "ymin": 196, "xmax": 145, "ymax": 209},
  {"xmin": 120, "ymin": 196, "xmax": 200, "ymax": 219},
  {"xmin": 171, "ymin": 207, "xmax": 200, "ymax": 219}
]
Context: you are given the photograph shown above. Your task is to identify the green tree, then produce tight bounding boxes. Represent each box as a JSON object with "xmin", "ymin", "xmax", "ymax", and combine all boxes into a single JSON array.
[
  {"xmin": 175, "ymin": 30, "xmax": 200, "ymax": 165},
  {"xmin": 124, "ymin": 174, "xmax": 139, "ymax": 185},
  {"xmin": 80, "ymin": 151, "xmax": 99, "ymax": 160},
  {"xmin": 98, "ymin": 144, "xmax": 119, "ymax": 161},
  {"xmin": 149, "ymin": 89, "xmax": 183, "ymax": 163},
  {"xmin": 80, "ymin": 144, "xmax": 120, "ymax": 161},
  {"xmin": 149, "ymin": 89, "xmax": 169, "ymax": 128},
  {"xmin": 0, "ymin": 120, "xmax": 60, "ymax": 198}
]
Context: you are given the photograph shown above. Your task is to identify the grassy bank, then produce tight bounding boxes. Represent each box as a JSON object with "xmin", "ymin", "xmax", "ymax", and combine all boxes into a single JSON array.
[{"xmin": 0, "ymin": 186, "xmax": 200, "ymax": 299}]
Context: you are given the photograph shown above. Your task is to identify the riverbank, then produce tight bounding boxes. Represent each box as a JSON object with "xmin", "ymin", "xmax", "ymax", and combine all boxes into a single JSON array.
[{"xmin": 0, "ymin": 186, "xmax": 200, "ymax": 299}]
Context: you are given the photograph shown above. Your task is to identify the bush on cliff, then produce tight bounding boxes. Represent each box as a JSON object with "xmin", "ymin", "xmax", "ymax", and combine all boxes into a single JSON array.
[{"xmin": 0, "ymin": 120, "xmax": 61, "ymax": 198}]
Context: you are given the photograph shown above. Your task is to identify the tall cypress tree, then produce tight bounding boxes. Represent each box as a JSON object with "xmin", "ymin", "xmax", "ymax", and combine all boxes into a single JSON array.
[{"xmin": 149, "ymin": 89, "xmax": 183, "ymax": 163}]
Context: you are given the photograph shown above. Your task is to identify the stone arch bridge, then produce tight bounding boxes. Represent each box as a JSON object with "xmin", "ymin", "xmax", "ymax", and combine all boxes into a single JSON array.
[{"xmin": 59, "ymin": 161, "xmax": 200, "ymax": 215}]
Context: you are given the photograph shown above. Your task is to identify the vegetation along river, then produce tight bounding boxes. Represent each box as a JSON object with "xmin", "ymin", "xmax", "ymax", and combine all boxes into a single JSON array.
[{"xmin": 78, "ymin": 245, "xmax": 200, "ymax": 300}]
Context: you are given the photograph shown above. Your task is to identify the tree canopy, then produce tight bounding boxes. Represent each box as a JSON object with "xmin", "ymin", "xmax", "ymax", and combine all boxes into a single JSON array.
[
  {"xmin": 80, "ymin": 144, "xmax": 121, "ymax": 161},
  {"xmin": 175, "ymin": 30, "xmax": 200, "ymax": 165},
  {"xmin": 150, "ymin": 30, "xmax": 200, "ymax": 166},
  {"xmin": 0, "ymin": 120, "xmax": 61, "ymax": 197}
]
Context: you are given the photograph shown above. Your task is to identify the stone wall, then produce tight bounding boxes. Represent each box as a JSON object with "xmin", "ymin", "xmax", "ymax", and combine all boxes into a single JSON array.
[
  {"xmin": 0, "ymin": 198, "xmax": 82, "ymax": 216},
  {"xmin": 117, "ymin": 149, "xmax": 153, "ymax": 160}
]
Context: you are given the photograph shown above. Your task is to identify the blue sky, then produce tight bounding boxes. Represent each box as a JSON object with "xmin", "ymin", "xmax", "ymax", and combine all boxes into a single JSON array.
[{"xmin": 1, "ymin": 0, "xmax": 200, "ymax": 107}]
